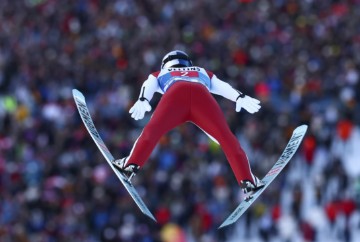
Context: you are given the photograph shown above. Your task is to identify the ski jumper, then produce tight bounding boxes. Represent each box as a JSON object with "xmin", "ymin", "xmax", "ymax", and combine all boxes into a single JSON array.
[{"xmin": 126, "ymin": 66, "xmax": 255, "ymax": 185}]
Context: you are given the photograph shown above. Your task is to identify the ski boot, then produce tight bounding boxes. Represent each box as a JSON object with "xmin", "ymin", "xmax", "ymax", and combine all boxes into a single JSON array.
[
  {"xmin": 112, "ymin": 157, "xmax": 139, "ymax": 181},
  {"xmin": 241, "ymin": 175, "xmax": 265, "ymax": 201}
]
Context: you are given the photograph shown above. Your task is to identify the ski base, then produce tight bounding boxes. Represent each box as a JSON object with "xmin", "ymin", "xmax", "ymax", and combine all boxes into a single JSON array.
[
  {"xmin": 219, "ymin": 125, "xmax": 308, "ymax": 229},
  {"xmin": 72, "ymin": 89, "xmax": 156, "ymax": 222}
]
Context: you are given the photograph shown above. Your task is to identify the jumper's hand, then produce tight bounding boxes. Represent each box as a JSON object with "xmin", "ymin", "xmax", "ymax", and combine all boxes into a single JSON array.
[
  {"xmin": 236, "ymin": 94, "xmax": 261, "ymax": 114},
  {"xmin": 129, "ymin": 99, "xmax": 152, "ymax": 120}
]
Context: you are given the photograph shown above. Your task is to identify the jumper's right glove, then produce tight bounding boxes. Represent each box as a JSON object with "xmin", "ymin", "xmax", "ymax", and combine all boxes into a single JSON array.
[
  {"xmin": 235, "ymin": 93, "xmax": 261, "ymax": 114},
  {"xmin": 129, "ymin": 99, "xmax": 152, "ymax": 120}
]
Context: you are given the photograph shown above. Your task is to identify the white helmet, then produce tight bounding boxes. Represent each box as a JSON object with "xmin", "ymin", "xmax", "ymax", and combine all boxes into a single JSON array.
[{"xmin": 161, "ymin": 50, "xmax": 193, "ymax": 69}]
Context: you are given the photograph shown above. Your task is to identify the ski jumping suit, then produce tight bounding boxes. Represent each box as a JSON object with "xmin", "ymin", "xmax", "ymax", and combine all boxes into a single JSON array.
[{"xmin": 126, "ymin": 66, "xmax": 255, "ymax": 185}]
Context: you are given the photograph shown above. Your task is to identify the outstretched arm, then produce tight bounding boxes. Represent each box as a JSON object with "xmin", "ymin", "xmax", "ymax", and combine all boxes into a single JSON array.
[
  {"xmin": 210, "ymin": 75, "xmax": 240, "ymax": 101},
  {"xmin": 129, "ymin": 74, "xmax": 162, "ymax": 120},
  {"xmin": 210, "ymin": 75, "xmax": 261, "ymax": 114},
  {"xmin": 137, "ymin": 74, "xmax": 163, "ymax": 102}
]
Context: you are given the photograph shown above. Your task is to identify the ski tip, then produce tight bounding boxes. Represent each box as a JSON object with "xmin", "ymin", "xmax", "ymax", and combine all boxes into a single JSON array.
[
  {"xmin": 72, "ymin": 89, "xmax": 85, "ymax": 100},
  {"xmin": 294, "ymin": 124, "xmax": 308, "ymax": 133}
]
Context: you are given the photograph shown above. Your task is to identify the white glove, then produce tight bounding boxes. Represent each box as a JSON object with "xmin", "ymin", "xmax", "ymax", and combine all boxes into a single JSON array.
[
  {"xmin": 236, "ymin": 94, "xmax": 261, "ymax": 114},
  {"xmin": 129, "ymin": 99, "xmax": 152, "ymax": 120}
]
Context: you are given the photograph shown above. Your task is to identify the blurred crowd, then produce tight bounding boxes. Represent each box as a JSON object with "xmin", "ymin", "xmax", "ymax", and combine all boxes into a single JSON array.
[{"xmin": 1, "ymin": 0, "xmax": 360, "ymax": 241}]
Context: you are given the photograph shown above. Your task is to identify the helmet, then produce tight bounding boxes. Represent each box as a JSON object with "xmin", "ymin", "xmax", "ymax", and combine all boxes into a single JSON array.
[{"xmin": 161, "ymin": 50, "xmax": 193, "ymax": 69}]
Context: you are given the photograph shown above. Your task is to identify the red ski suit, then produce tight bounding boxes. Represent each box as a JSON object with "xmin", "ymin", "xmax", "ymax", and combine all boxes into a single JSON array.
[{"xmin": 126, "ymin": 67, "xmax": 255, "ymax": 185}]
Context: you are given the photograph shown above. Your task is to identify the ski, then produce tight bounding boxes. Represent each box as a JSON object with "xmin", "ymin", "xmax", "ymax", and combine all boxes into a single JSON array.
[
  {"xmin": 72, "ymin": 89, "xmax": 156, "ymax": 222},
  {"xmin": 219, "ymin": 124, "xmax": 308, "ymax": 229}
]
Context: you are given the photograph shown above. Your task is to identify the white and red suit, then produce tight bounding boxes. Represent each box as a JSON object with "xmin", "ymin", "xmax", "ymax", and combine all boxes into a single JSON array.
[{"xmin": 125, "ymin": 66, "xmax": 259, "ymax": 185}]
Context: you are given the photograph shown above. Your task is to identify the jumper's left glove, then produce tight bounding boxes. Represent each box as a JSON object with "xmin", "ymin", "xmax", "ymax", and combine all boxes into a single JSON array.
[
  {"xmin": 129, "ymin": 99, "xmax": 152, "ymax": 120},
  {"xmin": 236, "ymin": 93, "xmax": 261, "ymax": 114}
]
